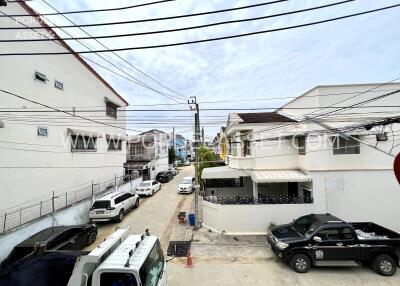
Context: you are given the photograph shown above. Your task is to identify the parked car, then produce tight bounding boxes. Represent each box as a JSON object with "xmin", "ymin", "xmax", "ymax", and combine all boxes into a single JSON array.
[
  {"xmin": 177, "ymin": 177, "xmax": 195, "ymax": 194},
  {"xmin": 267, "ymin": 213, "xmax": 400, "ymax": 276},
  {"xmin": 136, "ymin": 180, "xmax": 161, "ymax": 196},
  {"xmin": 89, "ymin": 191, "xmax": 139, "ymax": 222},
  {"xmin": 0, "ymin": 224, "xmax": 97, "ymax": 271},
  {"xmin": 156, "ymin": 171, "xmax": 173, "ymax": 183},
  {"xmin": 168, "ymin": 167, "xmax": 179, "ymax": 176},
  {"xmin": 184, "ymin": 161, "xmax": 191, "ymax": 166}
]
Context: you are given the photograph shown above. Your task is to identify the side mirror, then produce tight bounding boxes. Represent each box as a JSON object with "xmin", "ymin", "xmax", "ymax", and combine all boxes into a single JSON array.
[{"xmin": 313, "ymin": 236, "xmax": 322, "ymax": 243}]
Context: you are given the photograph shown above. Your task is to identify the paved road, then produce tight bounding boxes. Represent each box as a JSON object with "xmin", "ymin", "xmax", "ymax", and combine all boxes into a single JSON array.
[{"xmin": 88, "ymin": 165, "xmax": 195, "ymax": 251}]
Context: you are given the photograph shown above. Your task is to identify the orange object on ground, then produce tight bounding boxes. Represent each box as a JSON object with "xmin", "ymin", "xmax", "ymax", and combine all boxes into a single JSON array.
[{"xmin": 185, "ymin": 250, "xmax": 194, "ymax": 268}]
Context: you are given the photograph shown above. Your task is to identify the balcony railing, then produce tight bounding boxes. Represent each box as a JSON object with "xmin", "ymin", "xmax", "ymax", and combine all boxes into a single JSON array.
[
  {"xmin": 127, "ymin": 153, "xmax": 154, "ymax": 161},
  {"xmin": 227, "ymin": 155, "xmax": 253, "ymax": 169}
]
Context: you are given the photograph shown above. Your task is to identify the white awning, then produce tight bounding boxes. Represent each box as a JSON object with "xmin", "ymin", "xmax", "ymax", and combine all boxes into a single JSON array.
[
  {"xmin": 251, "ymin": 170, "xmax": 311, "ymax": 183},
  {"xmin": 202, "ymin": 166, "xmax": 250, "ymax": 179}
]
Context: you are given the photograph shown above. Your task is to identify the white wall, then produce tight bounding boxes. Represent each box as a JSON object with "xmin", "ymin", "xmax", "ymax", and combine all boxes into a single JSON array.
[
  {"xmin": 310, "ymin": 169, "xmax": 400, "ymax": 232},
  {"xmin": 0, "ymin": 3, "xmax": 127, "ymax": 211},
  {"xmin": 202, "ymin": 200, "xmax": 322, "ymax": 235}
]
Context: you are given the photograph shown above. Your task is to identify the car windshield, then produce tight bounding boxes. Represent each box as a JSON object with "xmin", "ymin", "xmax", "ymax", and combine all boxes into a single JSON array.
[
  {"xmin": 92, "ymin": 200, "xmax": 110, "ymax": 209},
  {"xmin": 182, "ymin": 179, "xmax": 192, "ymax": 184},
  {"xmin": 292, "ymin": 215, "xmax": 317, "ymax": 236},
  {"xmin": 140, "ymin": 182, "xmax": 152, "ymax": 187}
]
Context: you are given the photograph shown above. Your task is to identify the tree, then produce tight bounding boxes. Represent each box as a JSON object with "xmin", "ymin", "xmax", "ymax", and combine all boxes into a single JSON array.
[
  {"xmin": 168, "ymin": 146, "xmax": 176, "ymax": 164},
  {"xmin": 198, "ymin": 145, "xmax": 219, "ymax": 179}
]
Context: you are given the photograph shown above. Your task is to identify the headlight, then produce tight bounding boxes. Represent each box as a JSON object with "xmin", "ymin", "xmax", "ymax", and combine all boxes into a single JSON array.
[{"xmin": 276, "ymin": 241, "xmax": 289, "ymax": 250}]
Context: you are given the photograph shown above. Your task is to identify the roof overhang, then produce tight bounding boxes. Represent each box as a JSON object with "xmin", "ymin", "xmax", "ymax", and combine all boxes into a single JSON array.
[
  {"xmin": 251, "ymin": 170, "xmax": 311, "ymax": 183},
  {"xmin": 67, "ymin": 128, "xmax": 102, "ymax": 138},
  {"xmin": 202, "ymin": 166, "xmax": 250, "ymax": 179}
]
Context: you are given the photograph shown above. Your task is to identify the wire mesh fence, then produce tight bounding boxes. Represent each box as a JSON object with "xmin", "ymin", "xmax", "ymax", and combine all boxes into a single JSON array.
[{"xmin": 0, "ymin": 173, "xmax": 140, "ymax": 234}]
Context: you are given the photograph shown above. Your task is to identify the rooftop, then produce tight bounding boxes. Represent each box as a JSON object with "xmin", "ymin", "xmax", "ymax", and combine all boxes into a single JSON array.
[{"xmin": 237, "ymin": 112, "xmax": 297, "ymax": 123}]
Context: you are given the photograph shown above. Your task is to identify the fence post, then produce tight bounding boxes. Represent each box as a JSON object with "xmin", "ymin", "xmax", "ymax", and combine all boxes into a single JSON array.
[
  {"xmin": 19, "ymin": 207, "xmax": 22, "ymax": 225},
  {"xmin": 115, "ymin": 174, "xmax": 117, "ymax": 187},
  {"xmin": 52, "ymin": 191, "xmax": 55, "ymax": 213},
  {"xmin": 91, "ymin": 180, "xmax": 94, "ymax": 197},
  {"xmin": 65, "ymin": 192, "xmax": 68, "ymax": 206},
  {"xmin": 39, "ymin": 201, "xmax": 42, "ymax": 216},
  {"xmin": 3, "ymin": 213, "xmax": 7, "ymax": 233}
]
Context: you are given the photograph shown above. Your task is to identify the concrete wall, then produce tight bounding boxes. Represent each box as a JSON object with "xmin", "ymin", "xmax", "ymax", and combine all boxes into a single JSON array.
[
  {"xmin": 202, "ymin": 200, "xmax": 321, "ymax": 235},
  {"xmin": 0, "ymin": 3, "xmax": 127, "ymax": 211}
]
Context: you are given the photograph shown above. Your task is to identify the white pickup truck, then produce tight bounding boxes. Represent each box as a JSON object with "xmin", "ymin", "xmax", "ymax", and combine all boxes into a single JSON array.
[{"xmin": 67, "ymin": 229, "xmax": 167, "ymax": 286}]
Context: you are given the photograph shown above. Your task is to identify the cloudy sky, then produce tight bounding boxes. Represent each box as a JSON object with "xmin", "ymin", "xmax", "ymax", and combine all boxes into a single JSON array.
[{"xmin": 26, "ymin": 0, "xmax": 400, "ymax": 139}]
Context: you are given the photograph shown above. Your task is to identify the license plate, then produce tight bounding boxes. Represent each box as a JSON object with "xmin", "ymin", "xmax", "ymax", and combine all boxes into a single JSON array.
[{"xmin": 96, "ymin": 211, "xmax": 104, "ymax": 214}]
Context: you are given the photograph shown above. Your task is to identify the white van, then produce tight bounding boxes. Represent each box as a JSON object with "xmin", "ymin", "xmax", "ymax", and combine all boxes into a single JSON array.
[
  {"xmin": 67, "ymin": 229, "xmax": 167, "ymax": 286},
  {"xmin": 89, "ymin": 191, "xmax": 139, "ymax": 222}
]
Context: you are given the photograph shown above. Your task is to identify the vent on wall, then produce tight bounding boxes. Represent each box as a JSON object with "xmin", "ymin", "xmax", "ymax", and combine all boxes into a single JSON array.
[
  {"xmin": 35, "ymin": 71, "xmax": 48, "ymax": 83},
  {"xmin": 37, "ymin": 127, "xmax": 48, "ymax": 136},
  {"xmin": 55, "ymin": 80, "xmax": 64, "ymax": 90}
]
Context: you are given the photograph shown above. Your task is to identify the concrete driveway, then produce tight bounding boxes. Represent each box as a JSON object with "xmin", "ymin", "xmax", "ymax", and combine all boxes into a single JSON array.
[
  {"xmin": 87, "ymin": 165, "xmax": 195, "ymax": 251},
  {"xmin": 167, "ymin": 228, "xmax": 400, "ymax": 286}
]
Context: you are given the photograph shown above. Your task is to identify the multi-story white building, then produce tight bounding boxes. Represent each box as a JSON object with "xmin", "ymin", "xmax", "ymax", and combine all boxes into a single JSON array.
[
  {"xmin": 125, "ymin": 130, "xmax": 169, "ymax": 181},
  {"xmin": 202, "ymin": 83, "xmax": 400, "ymax": 234},
  {"xmin": 0, "ymin": 2, "xmax": 128, "ymax": 211}
]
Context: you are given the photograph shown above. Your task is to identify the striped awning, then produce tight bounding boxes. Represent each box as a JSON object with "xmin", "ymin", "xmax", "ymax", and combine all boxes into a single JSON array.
[{"xmin": 251, "ymin": 170, "xmax": 311, "ymax": 183}]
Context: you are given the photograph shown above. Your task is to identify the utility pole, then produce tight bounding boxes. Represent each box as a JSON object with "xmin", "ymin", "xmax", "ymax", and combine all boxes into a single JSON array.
[
  {"xmin": 189, "ymin": 96, "xmax": 200, "ymax": 229},
  {"xmin": 172, "ymin": 126, "xmax": 175, "ymax": 163},
  {"xmin": 201, "ymin": 127, "xmax": 205, "ymax": 145}
]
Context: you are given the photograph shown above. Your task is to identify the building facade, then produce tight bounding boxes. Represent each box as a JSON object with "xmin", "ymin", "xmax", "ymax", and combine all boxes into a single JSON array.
[
  {"xmin": 125, "ymin": 130, "xmax": 169, "ymax": 181},
  {"xmin": 0, "ymin": 2, "xmax": 128, "ymax": 211},
  {"xmin": 202, "ymin": 83, "xmax": 400, "ymax": 234},
  {"xmin": 170, "ymin": 134, "xmax": 188, "ymax": 161}
]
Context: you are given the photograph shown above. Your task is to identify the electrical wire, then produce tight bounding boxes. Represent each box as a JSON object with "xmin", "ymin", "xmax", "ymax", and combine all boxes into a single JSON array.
[
  {"xmin": 0, "ymin": 0, "xmax": 176, "ymax": 17},
  {"xmin": 0, "ymin": 0, "xmax": 286, "ymax": 20},
  {"xmin": 0, "ymin": 1, "xmax": 355, "ymax": 41},
  {"xmin": 39, "ymin": 0, "xmax": 187, "ymax": 101},
  {"xmin": 1, "ymin": 4, "xmax": 399, "ymax": 55}
]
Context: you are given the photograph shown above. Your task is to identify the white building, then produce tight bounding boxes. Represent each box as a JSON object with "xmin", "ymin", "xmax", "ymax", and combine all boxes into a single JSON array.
[
  {"xmin": 0, "ymin": 2, "xmax": 128, "ymax": 211},
  {"xmin": 125, "ymin": 130, "xmax": 169, "ymax": 181},
  {"xmin": 202, "ymin": 83, "xmax": 400, "ymax": 235}
]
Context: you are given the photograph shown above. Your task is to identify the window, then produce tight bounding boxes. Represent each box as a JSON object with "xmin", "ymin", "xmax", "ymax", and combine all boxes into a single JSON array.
[
  {"xmin": 100, "ymin": 273, "xmax": 138, "ymax": 286},
  {"xmin": 316, "ymin": 228, "xmax": 340, "ymax": 241},
  {"xmin": 297, "ymin": 136, "xmax": 306, "ymax": 155},
  {"xmin": 37, "ymin": 127, "xmax": 48, "ymax": 136},
  {"xmin": 243, "ymin": 140, "xmax": 251, "ymax": 156},
  {"xmin": 106, "ymin": 101, "xmax": 118, "ymax": 119},
  {"xmin": 333, "ymin": 136, "xmax": 360, "ymax": 155},
  {"xmin": 107, "ymin": 139, "xmax": 122, "ymax": 151},
  {"xmin": 71, "ymin": 135, "xmax": 97, "ymax": 151},
  {"xmin": 92, "ymin": 200, "xmax": 110, "ymax": 209},
  {"xmin": 340, "ymin": 227, "xmax": 355, "ymax": 240},
  {"xmin": 131, "ymin": 145, "xmax": 145, "ymax": 155},
  {"xmin": 114, "ymin": 195, "xmax": 125, "ymax": 205},
  {"xmin": 35, "ymin": 71, "xmax": 48, "ymax": 83},
  {"xmin": 139, "ymin": 240, "xmax": 165, "ymax": 286},
  {"xmin": 54, "ymin": 80, "xmax": 64, "ymax": 90}
]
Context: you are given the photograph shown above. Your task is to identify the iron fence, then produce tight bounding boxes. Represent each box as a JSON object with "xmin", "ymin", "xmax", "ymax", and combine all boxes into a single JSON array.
[
  {"xmin": 203, "ymin": 194, "xmax": 314, "ymax": 205},
  {"xmin": 0, "ymin": 173, "xmax": 140, "ymax": 234}
]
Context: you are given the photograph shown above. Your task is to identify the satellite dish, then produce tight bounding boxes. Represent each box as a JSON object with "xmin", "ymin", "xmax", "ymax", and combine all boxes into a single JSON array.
[{"xmin": 394, "ymin": 153, "xmax": 400, "ymax": 184}]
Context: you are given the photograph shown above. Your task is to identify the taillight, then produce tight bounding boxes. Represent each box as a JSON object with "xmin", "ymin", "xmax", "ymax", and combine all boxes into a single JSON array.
[{"xmin": 106, "ymin": 207, "xmax": 116, "ymax": 210}]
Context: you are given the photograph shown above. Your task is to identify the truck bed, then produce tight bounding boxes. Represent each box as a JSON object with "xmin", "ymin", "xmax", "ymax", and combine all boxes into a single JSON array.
[{"xmin": 351, "ymin": 222, "xmax": 400, "ymax": 240}]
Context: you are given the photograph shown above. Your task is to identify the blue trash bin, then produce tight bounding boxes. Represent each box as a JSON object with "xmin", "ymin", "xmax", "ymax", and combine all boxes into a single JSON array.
[{"xmin": 188, "ymin": 214, "xmax": 195, "ymax": 226}]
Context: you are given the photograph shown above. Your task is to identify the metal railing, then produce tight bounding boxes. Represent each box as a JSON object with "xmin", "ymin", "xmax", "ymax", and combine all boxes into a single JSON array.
[
  {"xmin": 203, "ymin": 195, "xmax": 314, "ymax": 205},
  {"xmin": 0, "ymin": 173, "xmax": 140, "ymax": 234}
]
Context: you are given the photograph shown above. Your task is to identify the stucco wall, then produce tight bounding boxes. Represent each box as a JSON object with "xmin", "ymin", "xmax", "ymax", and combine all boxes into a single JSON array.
[
  {"xmin": 202, "ymin": 200, "xmax": 321, "ymax": 235},
  {"xmin": 0, "ymin": 3, "xmax": 127, "ymax": 211}
]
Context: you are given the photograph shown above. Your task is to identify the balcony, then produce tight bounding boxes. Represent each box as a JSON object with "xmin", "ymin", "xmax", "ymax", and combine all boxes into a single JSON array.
[
  {"xmin": 227, "ymin": 155, "xmax": 253, "ymax": 170},
  {"xmin": 127, "ymin": 152, "xmax": 154, "ymax": 162}
]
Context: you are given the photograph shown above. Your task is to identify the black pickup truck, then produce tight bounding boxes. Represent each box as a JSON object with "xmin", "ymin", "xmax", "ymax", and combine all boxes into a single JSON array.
[{"xmin": 267, "ymin": 214, "xmax": 400, "ymax": 276}]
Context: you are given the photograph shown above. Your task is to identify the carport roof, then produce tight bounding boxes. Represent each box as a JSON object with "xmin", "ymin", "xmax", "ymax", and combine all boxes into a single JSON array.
[
  {"xmin": 251, "ymin": 170, "xmax": 311, "ymax": 183},
  {"xmin": 202, "ymin": 166, "xmax": 251, "ymax": 179}
]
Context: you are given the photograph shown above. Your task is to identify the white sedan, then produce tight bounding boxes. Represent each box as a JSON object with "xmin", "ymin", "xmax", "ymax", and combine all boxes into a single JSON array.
[
  {"xmin": 177, "ymin": 177, "xmax": 195, "ymax": 194},
  {"xmin": 135, "ymin": 180, "xmax": 161, "ymax": 196}
]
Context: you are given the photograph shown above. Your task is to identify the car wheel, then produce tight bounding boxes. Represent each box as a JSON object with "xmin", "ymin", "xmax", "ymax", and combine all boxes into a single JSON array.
[
  {"xmin": 117, "ymin": 210, "xmax": 124, "ymax": 222},
  {"xmin": 290, "ymin": 254, "xmax": 311, "ymax": 273},
  {"xmin": 373, "ymin": 254, "xmax": 397, "ymax": 276},
  {"xmin": 87, "ymin": 231, "xmax": 97, "ymax": 246},
  {"xmin": 135, "ymin": 198, "xmax": 140, "ymax": 208}
]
